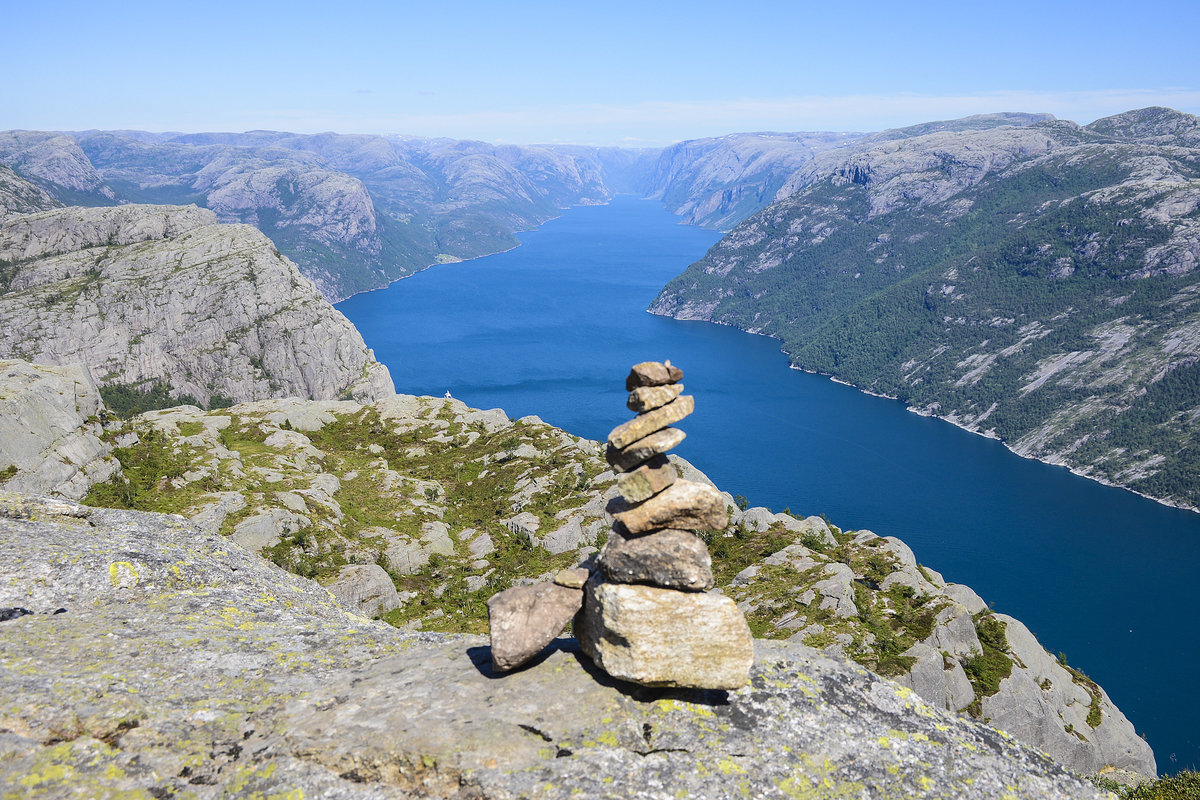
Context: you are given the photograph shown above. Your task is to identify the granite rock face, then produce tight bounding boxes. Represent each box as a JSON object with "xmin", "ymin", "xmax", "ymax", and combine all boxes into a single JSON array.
[
  {"xmin": 0, "ymin": 164, "xmax": 60, "ymax": 221},
  {"xmin": 725, "ymin": 509, "xmax": 1157, "ymax": 778},
  {"xmin": 0, "ymin": 493, "xmax": 1111, "ymax": 799},
  {"xmin": 0, "ymin": 360, "xmax": 119, "ymax": 499},
  {"xmin": 0, "ymin": 205, "xmax": 394, "ymax": 405}
]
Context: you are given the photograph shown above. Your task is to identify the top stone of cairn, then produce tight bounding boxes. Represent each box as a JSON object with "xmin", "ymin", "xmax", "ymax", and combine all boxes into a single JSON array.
[{"xmin": 625, "ymin": 360, "xmax": 684, "ymax": 391}]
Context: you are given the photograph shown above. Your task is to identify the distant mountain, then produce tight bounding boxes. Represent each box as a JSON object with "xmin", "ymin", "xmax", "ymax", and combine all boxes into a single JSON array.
[
  {"xmin": 651, "ymin": 108, "xmax": 1200, "ymax": 509},
  {"xmin": 644, "ymin": 132, "xmax": 863, "ymax": 229},
  {"xmin": 0, "ymin": 130, "xmax": 650, "ymax": 301},
  {"xmin": 641, "ymin": 115, "xmax": 1056, "ymax": 231}
]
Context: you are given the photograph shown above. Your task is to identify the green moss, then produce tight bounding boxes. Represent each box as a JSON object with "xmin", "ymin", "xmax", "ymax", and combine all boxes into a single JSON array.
[
  {"xmin": 960, "ymin": 613, "xmax": 1014, "ymax": 712},
  {"xmin": 0, "ymin": 464, "xmax": 17, "ymax": 483}
]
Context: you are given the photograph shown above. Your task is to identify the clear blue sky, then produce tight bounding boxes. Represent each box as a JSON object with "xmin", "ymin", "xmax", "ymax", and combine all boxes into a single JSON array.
[{"xmin": 4, "ymin": 0, "xmax": 1198, "ymax": 145}]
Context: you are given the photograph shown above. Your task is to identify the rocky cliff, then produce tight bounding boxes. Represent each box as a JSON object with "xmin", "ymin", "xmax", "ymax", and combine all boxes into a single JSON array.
[
  {"xmin": 0, "ymin": 360, "xmax": 119, "ymax": 500},
  {"xmin": 0, "ymin": 164, "xmax": 61, "ymax": 220},
  {"xmin": 0, "ymin": 492, "xmax": 1112, "ymax": 798},
  {"xmin": 0, "ymin": 204, "xmax": 394, "ymax": 406},
  {"xmin": 0, "ymin": 363, "xmax": 1139, "ymax": 780},
  {"xmin": 646, "ymin": 131, "xmax": 863, "ymax": 229},
  {"xmin": 650, "ymin": 107, "xmax": 1200, "ymax": 509},
  {"xmin": 0, "ymin": 130, "xmax": 117, "ymax": 206}
]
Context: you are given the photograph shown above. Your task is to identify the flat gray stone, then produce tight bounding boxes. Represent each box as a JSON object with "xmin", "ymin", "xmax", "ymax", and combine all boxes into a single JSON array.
[
  {"xmin": 615, "ymin": 454, "xmax": 676, "ymax": 503},
  {"xmin": 606, "ymin": 427, "xmax": 686, "ymax": 472},
  {"xmin": 612, "ymin": 479, "xmax": 727, "ymax": 534},
  {"xmin": 627, "ymin": 383, "xmax": 683, "ymax": 412},
  {"xmin": 607, "ymin": 396, "xmax": 694, "ymax": 449},
  {"xmin": 325, "ymin": 564, "xmax": 401, "ymax": 617},
  {"xmin": 624, "ymin": 360, "xmax": 683, "ymax": 390}
]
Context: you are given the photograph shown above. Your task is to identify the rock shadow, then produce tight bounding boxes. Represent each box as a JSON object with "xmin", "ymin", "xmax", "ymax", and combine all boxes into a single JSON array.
[
  {"xmin": 466, "ymin": 637, "xmax": 578, "ymax": 679},
  {"xmin": 466, "ymin": 638, "xmax": 730, "ymax": 708}
]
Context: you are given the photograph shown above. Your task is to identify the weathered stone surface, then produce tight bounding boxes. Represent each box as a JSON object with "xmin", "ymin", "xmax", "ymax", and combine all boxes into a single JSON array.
[
  {"xmin": 487, "ymin": 582, "xmax": 583, "ymax": 671},
  {"xmin": 627, "ymin": 383, "xmax": 684, "ymax": 412},
  {"xmin": 229, "ymin": 507, "xmax": 310, "ymax": 552},
  {"xmin": 0, "ymin": 164, "xmax": 60, "ymax": 220},
  {"xmin": 606, "ymin": 426, "xmax": 686, "ymax": 471},
  {"xmin": 608, "ymin": 395, "xmax": 694, "ymax": 449},
  {"xmin": 615, "ymin": 453, "xmax": 677, "ymax": 502},
  {"xmin": 612, "ymin": 479, "xmax": 727, "ymax": 534},
  {"xmin": 536, "ymin": 516, "xmax": 589, "ymax": 554},
  {"xmin": 599, "ymin": 528, "xmax": 714, "ymax": 591},
  {"xmin": 553, "ymin": 567, "xmax": 591, "ymax": 589},
  {"xmin": 624, "ymin": 360, "xmax": 683, "ymax": 390},
  {"xmin": 0, "ymin": 360, "xmax": 120, "ymax": 500},
  {"xmin": 724, "ymin": 521, "xmax": 1156, "ymax": 778},
  {"xmin": 577, "ymin": 579, "xmax": 753, "ymax": 689},
  {"xmin": 0, "ymin": 205, "xmax": 395, "ymax": 406},
  {"xmin": 0, "ymin": 492, "xmax": 1114, "ymax": 798},
  {"xmin": 981, "ymin": 613, "xmax": 1157, "ymax": 778},
  {"xmin": 325, "ymin": 564, "xmax": 401, "ymax": 617}
]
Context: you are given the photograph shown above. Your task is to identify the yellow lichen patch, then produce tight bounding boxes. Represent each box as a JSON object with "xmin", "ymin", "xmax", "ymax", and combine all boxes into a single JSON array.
[
  {"xmin": 108, "ymin": 561, "xmax": 139, "ymax": 589},
  {"xmin": 654, "ymin": 698, "xmax": 714, "ymax": 718},
  {"xmin": 585, "ymin": 729, "xmax": 619, "ymax": 748},
  {"xmin": 777, "ymin": 755, "xmax": 866, "ymax": 800},
  {"xmin": 716, "ymin": 757, "xmax": 745, "ymax": 775}
]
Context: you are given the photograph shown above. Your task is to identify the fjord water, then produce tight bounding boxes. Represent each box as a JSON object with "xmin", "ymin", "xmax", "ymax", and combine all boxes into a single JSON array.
[{"xmin": 339, "ymin": 195, "xmax": 1198, "ymax": 772}]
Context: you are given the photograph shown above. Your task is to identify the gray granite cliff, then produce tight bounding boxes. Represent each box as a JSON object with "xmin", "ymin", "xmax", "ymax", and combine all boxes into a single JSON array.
[{"xmin": 0, "ymin": 204, "xmax": 394, "ymax": 406}]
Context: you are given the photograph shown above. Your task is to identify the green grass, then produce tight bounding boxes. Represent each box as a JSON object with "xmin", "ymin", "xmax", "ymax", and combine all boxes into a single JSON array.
[{"xmin": 1094, "ymin": 771, "xmax": 1200, "ymax": 799}]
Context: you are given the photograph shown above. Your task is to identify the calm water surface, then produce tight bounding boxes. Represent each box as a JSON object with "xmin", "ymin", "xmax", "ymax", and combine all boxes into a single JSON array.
[{"xmin": 339, "ymin": 196, "xmax": 1199, "ymax": 772}]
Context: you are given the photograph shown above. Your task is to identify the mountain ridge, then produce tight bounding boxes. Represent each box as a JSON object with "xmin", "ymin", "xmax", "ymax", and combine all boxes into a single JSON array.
[{"xmin": 649, "ymin": 106, "xmax": 1200, "ymax": 510}]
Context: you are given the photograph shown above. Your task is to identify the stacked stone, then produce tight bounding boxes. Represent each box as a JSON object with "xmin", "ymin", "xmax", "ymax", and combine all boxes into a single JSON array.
[
  {"xmin": 485, "ymin": 360, "xmax": 753, "ymax": 687},
  {"xmin": 575, "ymin": 360, "xmax": 754, "ymax": 689}
]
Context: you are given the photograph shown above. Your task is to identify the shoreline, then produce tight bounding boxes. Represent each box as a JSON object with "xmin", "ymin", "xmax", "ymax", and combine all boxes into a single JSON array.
[
  {"xmin": 797, "ymin": 366, "xmax": 1200, "ymax": 516},
  {"xmin": 650, "ymin": 308, "xmax": 1200, "ymax": 516},
  {"xmin": 331, "ymin": 195, "xmax": 632, "ymax": 306}
]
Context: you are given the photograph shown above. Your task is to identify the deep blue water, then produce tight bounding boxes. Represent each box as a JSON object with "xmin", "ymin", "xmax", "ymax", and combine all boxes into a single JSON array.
[{"xmin": 339, "ymin": 195, "xmax": 1199, "ymax": 773}]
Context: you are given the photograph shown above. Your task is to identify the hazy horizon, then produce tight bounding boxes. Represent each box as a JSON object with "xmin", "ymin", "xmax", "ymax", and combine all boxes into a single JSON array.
[{"xmin": 6, "ymin": 0, "xmax": 1199, "ymax": 147}]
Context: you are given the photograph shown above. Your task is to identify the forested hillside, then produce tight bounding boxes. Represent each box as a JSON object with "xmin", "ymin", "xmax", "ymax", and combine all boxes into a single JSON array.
[{"xmin": 652, "ymin": 108, "xmax": 1200, "ymax": 508}]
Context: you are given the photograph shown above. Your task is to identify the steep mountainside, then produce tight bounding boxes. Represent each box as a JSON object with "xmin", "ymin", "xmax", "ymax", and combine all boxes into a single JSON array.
[
  {"xmin": 646, "ymin": 132, "xmax": 862, "ymax": 229},
  {"xmin": 4, "ymin": 366, "xmax": 1142, "ymax": 778},
  {"xmin": 0, "ymin": 164, "xmax": 61, "ymax": 219},
  {"xmin": 644, "ymin": 115, "xmax": 1054, "ymax": 231},
  {"xmin": 0, "ymin": 204, "xmax": 393, "ymax": 406},
  {"xmin": 651, "ymin": 107, "xmax": 1200, "ymax": 509},
  {"xmin": 0, "ymin": 130, "xmax": 649, "ymax": 300}
]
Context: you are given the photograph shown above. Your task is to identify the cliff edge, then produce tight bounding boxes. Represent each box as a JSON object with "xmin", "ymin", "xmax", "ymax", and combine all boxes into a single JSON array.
[{"xmin": 0, "ymin": 493, "xmax": 1109, "ymax": 799}]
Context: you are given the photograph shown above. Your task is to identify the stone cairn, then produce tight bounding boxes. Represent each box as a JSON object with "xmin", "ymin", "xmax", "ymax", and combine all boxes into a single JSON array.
[{"xmin": 487, "ymin": 360, "xmax": 754, "ymax": 689}]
